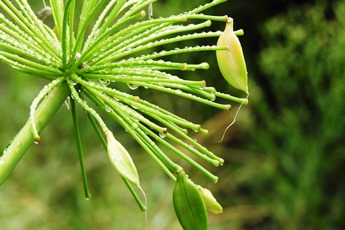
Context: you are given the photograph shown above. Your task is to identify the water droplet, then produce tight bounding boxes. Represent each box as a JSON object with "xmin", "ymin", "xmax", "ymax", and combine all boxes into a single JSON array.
[
  {"xmin": 210, "ymin": 94, "xmax": 216, "ymax": 101},
  {"xmin": 148, "ymin": 3, "xmax": 153, "ymax": 19},
  {"xmin": 70, "ymin": 80, "xmax": 77, "ymax": 86},
  {"xmin": 65, "ymin": 96, "xmax": 71, "ymax": 110},
  {"xmin": 127, "ymin": 83, "xmax": 139, "ymax": 90},
  {"xmin": 32, "ymin": 135, "xmax": 41, "ymax": 145},
  {"xmin": 99, "ymin": 79, "xmax": 110, "ymax": 86},
  {"xmin": 175, "ymin": 89, "xmax": 182, "ymax": 95},
  {"xmin": 131, "ymin": 123, "xmax": 138, "ymax": 129},
  {"xmin": 193, "ymin": 125, "xmax": 201, "ymax": 132},
  {"xmin": 159, "ymin": 132, "xmax": 167, "ymax": 138},
  {"xmin": 75, "ymin": 52, "xmax": 81, "ymax": 60},
  {"xmin": 105, "ymin": 106, "xmax": 112, "ymax": 112}
]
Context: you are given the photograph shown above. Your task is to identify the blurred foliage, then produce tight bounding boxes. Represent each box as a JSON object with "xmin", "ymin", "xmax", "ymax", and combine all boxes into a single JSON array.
[
  {"xmin": 1, "ymin": 0, "xmax": 345, "ymax": 230},
  {"xmin": 246, "ymin": 0, "xmax": 345, "ymax": 229}
]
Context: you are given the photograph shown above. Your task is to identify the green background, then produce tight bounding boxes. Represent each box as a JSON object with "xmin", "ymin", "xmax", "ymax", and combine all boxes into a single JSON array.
[{"xmin": 1, "ymin": 0, "xmax": 344, "ymax": 229}]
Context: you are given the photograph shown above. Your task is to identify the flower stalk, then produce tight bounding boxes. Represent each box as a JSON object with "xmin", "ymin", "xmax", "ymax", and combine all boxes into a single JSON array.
[
  {"xmin": 70, "ymin": 96, "xmax": 92, "ymax": 199},
  {"xmin": 0, "ymin": 82, "xmax": 70, "ymax": 185}
]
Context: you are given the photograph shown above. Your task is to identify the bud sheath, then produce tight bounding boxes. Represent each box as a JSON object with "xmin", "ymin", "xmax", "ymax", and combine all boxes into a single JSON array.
[
  {"xmin": 217, "ymin": 17, "xmax": 248, "ymax": 93},
  {"xmin": 106, "ymin": 131, "xmax": 140, "ymax": 186}
]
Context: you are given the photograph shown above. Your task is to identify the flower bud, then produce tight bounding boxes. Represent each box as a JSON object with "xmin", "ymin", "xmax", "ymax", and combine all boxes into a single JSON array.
[
  {"xmin": 173, "ymin": 171, "xmax": 207, "ymax": 230},
  {"xmin": 217, "ymin": 17, "xmax": 248, "ymax": 93},
  {"xmin": 199, "ymin": 187, "xmax": 223, "ymax": 214},
  {"xmin": 106, "ymin": 131, "xmax": 140, "ymax": 185}
]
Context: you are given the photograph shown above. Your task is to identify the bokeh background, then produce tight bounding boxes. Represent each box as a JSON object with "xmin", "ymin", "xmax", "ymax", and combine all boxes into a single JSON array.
[{"xmin": 1, "ymin": 0, "xmax": 344, "ymax": 229}]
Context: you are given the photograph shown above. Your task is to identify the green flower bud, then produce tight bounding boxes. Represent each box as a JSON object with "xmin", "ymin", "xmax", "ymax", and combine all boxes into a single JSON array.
[
  {"xmin": 106, "ymin": 131, "xmax": 140, "ymax": 186},
  {"xmin": 217, "ymin": 17, "xmax": 248, "ymax": 93},
  {"xmin": 199, "ymin": 187, "xmax": 223, "ymax": 214},
  {"xmin": 173, "ymin": 171, "xmax": 207, "ymax": 230}
]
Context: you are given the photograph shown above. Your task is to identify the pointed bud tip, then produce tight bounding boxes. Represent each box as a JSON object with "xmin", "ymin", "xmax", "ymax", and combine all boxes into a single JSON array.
[
  {"xmin": 199, "ymin": 187, "xmax": 223, "ymax": 214},
  {"xmin": 226, "ymin": 16, "xmax": 233, "ymax": 24}
]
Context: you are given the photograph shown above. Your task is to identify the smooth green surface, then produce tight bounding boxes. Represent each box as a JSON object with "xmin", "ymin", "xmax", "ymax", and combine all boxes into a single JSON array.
[
  {"xmin": 0, "ymin": 82, "xmax": 70, "ymax": 186},
  {"xmin": 173, "ymin": 171, "xmax": 207, "ymax": 230}
]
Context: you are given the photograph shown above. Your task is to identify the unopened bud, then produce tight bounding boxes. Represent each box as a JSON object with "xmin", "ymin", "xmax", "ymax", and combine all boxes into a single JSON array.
[
  {"xmin": 216, "ymin": 17, "xmax": 248, "ymax": 93},
  {"xmin": 106, "ymin": 131, "xmax": 140, "ymax": 185},
  {"xmin": 199, "ymin": 186, "xmax": 223, "ymax": 214}
]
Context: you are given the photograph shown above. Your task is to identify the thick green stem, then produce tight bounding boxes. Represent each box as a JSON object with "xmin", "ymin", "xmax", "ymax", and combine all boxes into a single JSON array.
[{"xmin": 0, "ymin": 82, "xmax": 70, "ymax": 186}]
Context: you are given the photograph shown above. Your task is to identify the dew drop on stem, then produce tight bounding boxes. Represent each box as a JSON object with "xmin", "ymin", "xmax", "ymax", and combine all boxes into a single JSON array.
[
  {"xmin": 127, "ymin": 83, "xmax": 139, "ymax": 90},
  {"xmin": 65, "ymin": 96, "xmax": 71, "ymax": 110},
  {"xmin": 131, "ymin": 123, "xmax": 139, "ymax": 129},
  {"xmin": 159, "ymin": 132, "xmax": 167, "ymax": 139},
  {"xmin": 99, "ymin": 79, "xmax": 110, "ymax": 86},
  {"xmin": 105, "ymin": 105, "xmax": 112, "ymax": 112}
]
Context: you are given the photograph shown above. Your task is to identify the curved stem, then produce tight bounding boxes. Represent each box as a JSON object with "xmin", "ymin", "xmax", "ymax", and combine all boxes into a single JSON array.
[{"xmin": 0, "ymin": 82, "xmax": 70, "ymax": 186}]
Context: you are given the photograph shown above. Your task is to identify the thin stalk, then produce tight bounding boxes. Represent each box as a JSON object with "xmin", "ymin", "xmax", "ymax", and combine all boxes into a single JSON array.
[
  {"xmin": 140, "ymin": 45, "xmax": 228, "ymax": 61},
  {"xmin": 92, "ymin": 19, "xmax": 210, "ymax": 65},
  {"xmin": 62, "ymin": 0, "xmax": 73, "ymax": 70},
  {"xmin": 67, "ymin": 76, "xmax": 109, "ymax": 133},
  {"xmin": 0, "ymin": 1, "xmax": 60, "ymax": 58},
  {"xmin": 86, "ymin": 110, "xmax": 147, "ymax": 210},
  {"xmin": 215, "ymin": 92, "xmax": 249, "ymax": 104},
  {"xmin": 0, "ymin": 51, "xmax": 62, "ymax": 75},
  {"xmin": 107, "ymin": 110, "xmax": 177, "ymax": 181},
  {"xmin": 87, "ymin": 112, "xmax": 107, "ymax": 149},
  {"xmin": 139, "ymin": 124, "xmax": 218, "ymax": 182},
  {"xmin": 85, "ymin": 86, "xmax": 167, "ymax": 134},
  {"xmin": 188, "ymin": 0, "xmax": 228, "ymax": 14},
  {"xmin": 122, "ymin": 177, "xmax": 147, "ymax": 212},
  {"xmin": 102, "ymin": 31, "xmax": 221, "ymax": 62},
  {"xmin": 83, "ymin": 0, "xmax": 122, "ymax": 49},
  {"xmin": 77, "ymin": 11, "xmax": 145, "ymax": 68},
  {"xmin": 49, "ymin": 0, "xmax": 64, "ymax": 38},
  {"xmin": 68, "ymin": 0, "xmax": 76, "ymax": 58},
  {"xmin": 96, "ymin": 0, "xmax": 127, "ymax": 36},
  {"xmin": 73, "ymin": 0, "xmax": 107, "ymax": 59},
  {"xmin": 70, "ymin": 97, "xmax": 91, "ymax": 199},
  {"xmin": 131, "ymin": 82, "xmax": 231, "ymax": 110}
]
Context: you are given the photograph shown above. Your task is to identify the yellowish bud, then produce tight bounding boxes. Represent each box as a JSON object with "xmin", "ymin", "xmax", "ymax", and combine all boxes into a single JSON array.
[
  {"xmin": 106, "ymin": 131, "xmax": 140, "ymax": 185},
  {"xmin": 199, "ymin": 187, "xmax": 223, "ymax": 214},
  {"xmin": 216, "ymin": 17, "xmax": 248, "ymax": 93}
]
